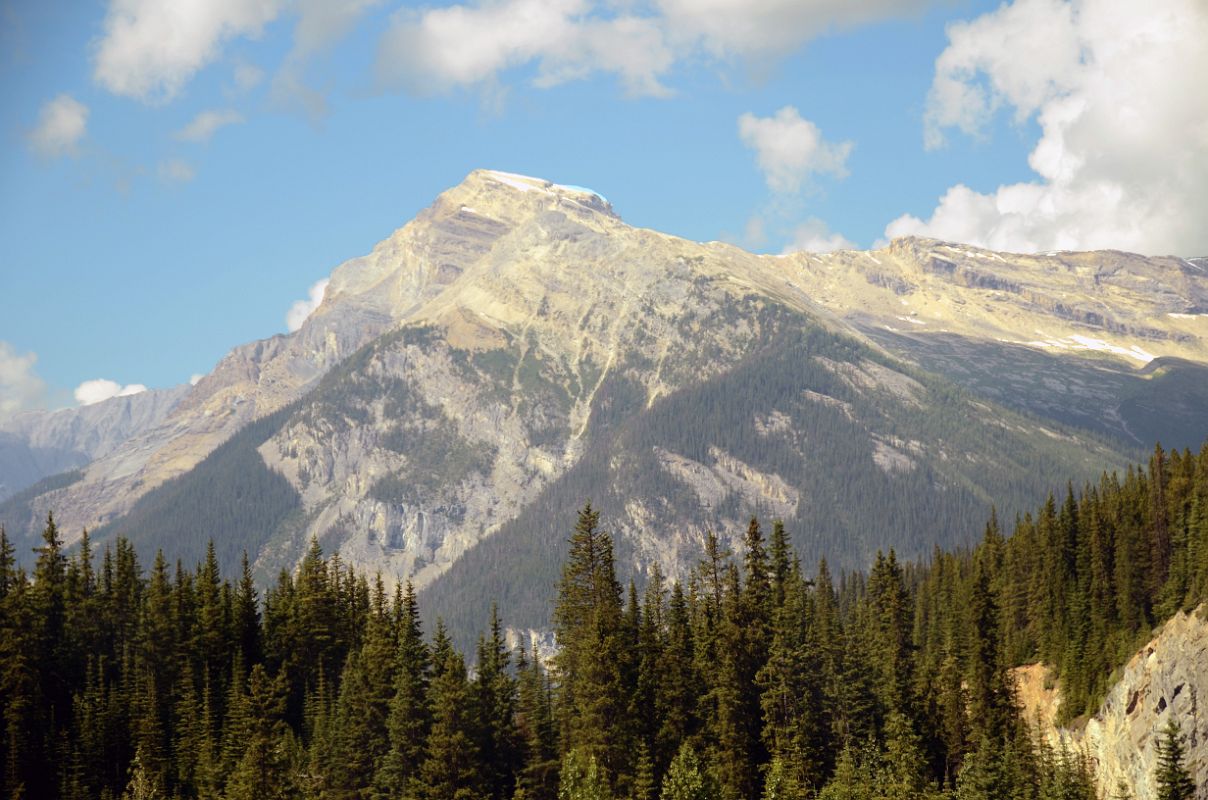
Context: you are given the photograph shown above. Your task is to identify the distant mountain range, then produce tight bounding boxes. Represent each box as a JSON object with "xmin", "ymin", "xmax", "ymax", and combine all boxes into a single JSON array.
[{"xmin": 4, "ymin": 169, "xmax": 1207, "ymax": 639}]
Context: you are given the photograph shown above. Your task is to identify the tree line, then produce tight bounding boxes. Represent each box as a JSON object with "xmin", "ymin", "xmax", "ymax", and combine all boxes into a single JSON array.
[{"xmin": 1, "ymin": 441, "xmax": 1205, "ymax": 800}]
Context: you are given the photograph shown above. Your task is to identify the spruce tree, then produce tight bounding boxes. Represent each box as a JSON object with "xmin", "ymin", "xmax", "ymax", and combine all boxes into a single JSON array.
[
  {"xmin": 475, "ymin": 604, "xmax": 520, "ymax": 800},
  {"xmin": 515, "ymin": 644, "xmax": 558, "ymax": 800},
  {"xmin": 224, "ymin": 664, "xmax": 296, "ymax": 800},
  {"xmin": 659, "ymin": 744, "xmax": 712, "ymax": 800},
  {"xmin": 374, "ymin": 581, "xmax": 432, "ymax": 800},
  {"xmin": 417, "ymin": 623, "xmax": 483, "ymax": 800},
  {"xmin": 553, "ymin": 504, "xmax": 627, "ymax": 780},
  {"xmin": 560, "ymin": 747, "xmax": 612, "ymax": 800},
  {"xmin": 1154, "ymin": 719, "xmax": 1195, "ymax": 800}
]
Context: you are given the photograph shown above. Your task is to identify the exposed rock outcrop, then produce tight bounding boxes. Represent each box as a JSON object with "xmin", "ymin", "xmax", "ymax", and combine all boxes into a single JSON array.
[
  {"xmin": 0, "ymin": 385, "xmax": 188, "ymax": 500},
  {"xmin": 5, "ymin": 170, "xmax": 1207, "ymax": 603},
  {"xmin": 1018, "ymin": 607, "xmax": 1208, "ymax": 799}
]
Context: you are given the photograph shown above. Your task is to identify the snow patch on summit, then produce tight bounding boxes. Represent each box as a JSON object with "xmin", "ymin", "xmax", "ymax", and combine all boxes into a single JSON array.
[
  {"xmin": 484, "ymin": 170, "xmax": 551, "ymax": 194},
  {"xmin": 558, "ymin": 184, "xmax": 608, "ymax": 203},
  {"xmin": 481, "ymin": 171, "xmax": 607, "ymax": 203}
]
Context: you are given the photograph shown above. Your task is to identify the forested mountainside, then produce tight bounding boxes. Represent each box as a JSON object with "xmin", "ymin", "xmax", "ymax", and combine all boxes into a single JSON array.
[
  {"xmin": 3, "ymin": 172, "xmax": 1206, "ymax": 625},
  {"xmin": 87, "ymin": 310, "xmax": 1130, "ymax": 638},
  {"xmin": 1, "ymin": 441, "xmax": 1204, "ymax": 800}
]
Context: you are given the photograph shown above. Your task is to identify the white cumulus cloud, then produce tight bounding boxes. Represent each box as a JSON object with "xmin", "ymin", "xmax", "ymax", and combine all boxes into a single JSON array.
[
  {"xmin": 28, "ymin": 94, "xmax": 88, "ymax": 159},
  {"xmin": 74, "ymin": 379, "xmax": 147, "ymax": 406},
  {"xmin": 376, "ymin": 0, "xmax": 931, "ymax": 98},
  {"xmin": 888, "ymin": 0, "xmax": 1208, "ymax": 255},
  {"xmin": 0, "ymin": 342, "xmax": 48, "ymax": 420},
  {"xmin": 739, "ymin": 106, "xmax": 853, "ymax": 194},
  {"xmin": 782, "ymin": 219, "xmax": 856, "ymax": 254},
  {"xmin": 93, "ymin": 0, "xmax": 282, "ymax": 102},
  {"xmin": 286, "ymin": 278, "xmax": 329, "ymax": 332},
  {"xmin": 174, "ymin": 109, "xmax": 244, "ymax": 142}
]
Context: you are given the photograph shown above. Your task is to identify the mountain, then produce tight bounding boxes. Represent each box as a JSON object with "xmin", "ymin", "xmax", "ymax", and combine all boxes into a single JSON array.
[
  {"xmin": 0, "ymin": 385, "xmax": 188, "ymax": 500},
  {"xmin": 3, "ymin": 171, "xmax": 1207, "ymax": 637}
]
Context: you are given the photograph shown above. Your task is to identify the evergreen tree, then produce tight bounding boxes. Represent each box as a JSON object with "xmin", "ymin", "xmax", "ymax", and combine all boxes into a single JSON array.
[
  {"xmin": 475, "ymin": 604, "xmax": 520, "ymax": 800},
  {"xmin": 816, "ymin": 743, "xmax": 875, "ymax": 800},
  {"xmin": 659, "ymin": 744, "xmax": 712, "ymax": 800},
  {"xmin": 515, "ymin": 644, "xmax": 559, "ymax": 800},
  {"xmin": 374, "ymin": 581, "xmax": 432, "ymax": 800},
  {"xmin": 416, "ymin": 623, "xmax": 483, "ymax": 800},
  {"xmin": 758, "ymin": 564, "xmax": 825, "ymax": 798},
  {"xmin": 632, "ymin": 742, "xmax": 656, "ymax": 800},
  {"xmin": 655, "ymin": 581, "xmax": 696, "ymax": 771},
  {"xmin": 224, "ymin": 664, "xmax": 297, "ymax": 800},
  {"xmin": 553, "ymin": 504, "xmax": 627, "ymax": 780},
  {"xmin": 560, "ymin": 747, "xmax": 612, "ymax": 800},
  {"xmin": 1154, "ymin": 719, "xmax": 1195, "ymax": 800}
]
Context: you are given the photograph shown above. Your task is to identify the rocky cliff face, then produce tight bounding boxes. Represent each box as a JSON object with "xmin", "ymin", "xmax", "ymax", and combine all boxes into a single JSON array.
[
  {"xmin": 0, "ymin": 385, "xmax": 188, "ymax": 500},
  {"xmin": 1018, "ymin": 607, "xmax": 1208, "ymax": 799},
  {"xmin": 6, "ymin": 171, "xmax": 1208, "ymax": 615}
]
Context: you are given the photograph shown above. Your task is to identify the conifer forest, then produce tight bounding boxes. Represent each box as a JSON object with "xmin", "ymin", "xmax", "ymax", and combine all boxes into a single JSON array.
[{"xmin": 1, "ymin": 443, "xmax": 1205, "ymax": 800}]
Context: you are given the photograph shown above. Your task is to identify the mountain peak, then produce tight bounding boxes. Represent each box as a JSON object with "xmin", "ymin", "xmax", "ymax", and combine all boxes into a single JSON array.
[{"xmin": 450, "ymin": 169, "xmax": 618, "ymax": 220}]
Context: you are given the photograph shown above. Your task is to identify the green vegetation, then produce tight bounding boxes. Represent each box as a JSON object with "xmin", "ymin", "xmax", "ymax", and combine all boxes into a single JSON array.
[
  {"xmin": 90, "ymin": 403, "xmax": 302, "ymax": 575},
  {"xmin": 423, "ymin": 314, "xmax": 1136, "ymax": 643},
  {"xmin": 0, "ymin": 468, "xmax": 83, "ymax": 563},
  {"xmin": 1155, "ymin": 719, "xmax": 1196, "ymax": 800},
  {"xmin": 1, "ymin": 439, "xmax": 1203, "ymax": 800}
]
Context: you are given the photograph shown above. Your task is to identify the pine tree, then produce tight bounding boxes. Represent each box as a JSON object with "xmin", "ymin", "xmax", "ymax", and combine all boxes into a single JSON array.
[
  {"xmin": 560, "ymin": 747, "xmax": 613, "ymax": 800},
  {"xmin": 863, "ymin": 550, "xmax": 913, "ymax": 722},
  {"xmin": 758, "ymin": 564, "xmax": 825, "ymax": 798},
  {"xmin": 416, "ymin": 623, "xmax": 483, "ymax": 800},
  {"xmin": 475, "ymin": 604, "xmax": 520, "ymax": 800},
  {"xmin": 632, "ymin": 742, "xmax": 656, "ymax": 800},
  {"xmin": 515, "ymin": 644, "xmax": 558, "ymax": 800},
  {"xmin": 877, "ymin": 711, "xmax": 936, "ymax": 800},
  {"xmin": 655, "ymin": 582, "xmax": 696, "ymax": 772},
  {"xmin": 659, "ymin": 744, "xmax": 712, "ymax": 800},
  {"xmin": 816, "ymin": 742, "xmax": 875, "ymax": 800},
  {"xmin": 553, "ymin": 504, "xmax": 627, "ymax": 779},
  {"xmin": 374, "ymin": 581, "xmax": 432, "ymax": 800},
  {"xmin": 121, "ymin": 744, "xmax": 166, "ymax": 800},
  {"xmin": 224, "ymin": 664, "xmax": 297, "ymax": 800},
  {"xmin": 1154, "ymin": 719, "xmax": 1195, "ymax": 800},
  {"xmin": 326, "ymin": 650, "xmax": 386, "ymax": 799},
  {"xmin": 708, "ymin": 564, "xmax": 762, "ymax": 800},
  {"xmin": 233, "ymin": 552, "xmax": 262, "ymax": 668}
]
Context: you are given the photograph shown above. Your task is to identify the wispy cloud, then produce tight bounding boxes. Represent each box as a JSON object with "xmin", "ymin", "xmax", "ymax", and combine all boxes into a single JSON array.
[
  {"xmin": 782, "ymin": 219, "xmax": 856, "ymax": 254},
  {"xmin": 232, "ymin": 61, "xmax": 265, "ymax": 93},
  {"xmin": 28, "ymin": 94, "xmax": 88, "ymax": 158},
  {"xmin": 174, "ymin": 109, "xmax": 244, "ymax": 142},
  {"xmin": 0, "ymin": 341, "xmax": 47, "ymax": 420},
  {"xmin": 158, "ymin": 159, "xmax": 196, "ymax": 183}
]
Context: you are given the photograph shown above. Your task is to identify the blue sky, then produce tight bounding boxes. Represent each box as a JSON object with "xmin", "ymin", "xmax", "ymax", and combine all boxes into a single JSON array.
[{"xmin": 1, "ymin": 0, "xmax": 1205, "ymax": 413}]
